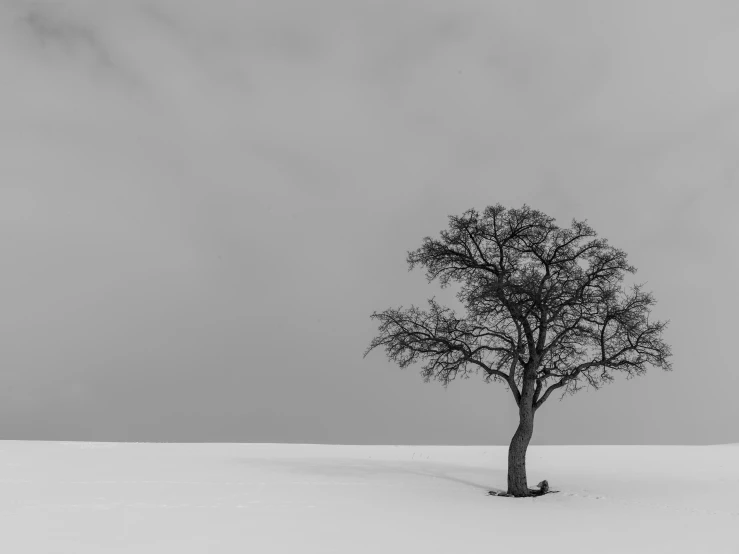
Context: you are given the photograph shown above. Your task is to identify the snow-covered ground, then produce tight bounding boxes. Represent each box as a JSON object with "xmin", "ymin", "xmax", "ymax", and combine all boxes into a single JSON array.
[{"xmin": 1, "ymin": 441, "xmax": 737, "ymax": 553}]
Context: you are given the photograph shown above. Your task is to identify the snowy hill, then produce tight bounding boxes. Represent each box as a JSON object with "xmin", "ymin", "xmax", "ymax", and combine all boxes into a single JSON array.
[{"xmin": 1, "ymin": 441, "xmax": 737, "ymax": 553}]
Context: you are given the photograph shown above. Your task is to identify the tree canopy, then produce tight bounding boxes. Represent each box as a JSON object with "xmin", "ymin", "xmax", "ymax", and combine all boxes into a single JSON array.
[{"xmin": 365, "ymin": 204, "xmax": 672, "ymax": 412}]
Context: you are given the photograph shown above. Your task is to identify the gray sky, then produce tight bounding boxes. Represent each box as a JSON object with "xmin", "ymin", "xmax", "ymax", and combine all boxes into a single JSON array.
[{"xmin": 1, "ymin": 0, "xmax": 737, "ymax": 445}]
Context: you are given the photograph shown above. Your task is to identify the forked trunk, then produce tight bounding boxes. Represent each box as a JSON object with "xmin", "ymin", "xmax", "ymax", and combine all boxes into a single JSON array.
[{"xmin": 507, "ymin": 380, "xmax": 536, "ymax": 497}]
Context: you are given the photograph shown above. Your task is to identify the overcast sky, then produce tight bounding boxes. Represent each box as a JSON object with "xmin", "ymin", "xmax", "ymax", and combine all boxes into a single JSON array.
[{"xmin": 0, "ymin": 0, "xmax": 737, "ymax": 445}]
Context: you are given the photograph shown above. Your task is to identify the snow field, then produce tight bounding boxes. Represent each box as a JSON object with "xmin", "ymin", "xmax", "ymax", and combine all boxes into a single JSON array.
[{"xmin": 1, "ymin": 441, "xmax": 737, "ymax": 553}]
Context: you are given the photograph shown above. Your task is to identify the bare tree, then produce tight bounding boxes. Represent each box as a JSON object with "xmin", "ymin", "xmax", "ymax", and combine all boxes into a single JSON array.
[{"xmin": 364, "ymin": 204, "xmax": 672, "ymax": 497}]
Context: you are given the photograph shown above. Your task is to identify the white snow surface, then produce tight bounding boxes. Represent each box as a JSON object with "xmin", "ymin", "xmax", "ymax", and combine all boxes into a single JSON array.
[{"xmin": 1, "ymin": 441, "xmax": 737, "ymax": 553}]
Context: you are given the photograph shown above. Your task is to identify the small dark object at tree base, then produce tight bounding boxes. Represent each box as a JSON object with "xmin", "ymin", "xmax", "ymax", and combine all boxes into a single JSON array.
[{"xmin": 488, "ymin": 480, "xmax": 558, "ymax": 498}]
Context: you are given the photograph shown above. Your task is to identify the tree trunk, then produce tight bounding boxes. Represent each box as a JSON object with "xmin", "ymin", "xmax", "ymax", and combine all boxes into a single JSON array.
[{"xmin": 507, "ymin": 380, "xmax": 536, "ymax": 497}]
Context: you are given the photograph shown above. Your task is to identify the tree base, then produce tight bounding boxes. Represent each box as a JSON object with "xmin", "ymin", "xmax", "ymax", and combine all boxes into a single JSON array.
[
  {"xmin": 488, "ymin": 489, "xmax": 559, "ymax": 498},
  {"xmin": 488, "ymin": 481, "xmax": 557, "ymax": 498}
]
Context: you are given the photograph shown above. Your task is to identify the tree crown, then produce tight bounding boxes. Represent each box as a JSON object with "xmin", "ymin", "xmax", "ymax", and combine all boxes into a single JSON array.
[{"xmin": 365, "ymin": 204, "xmax": 672, "ymax": 410}]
